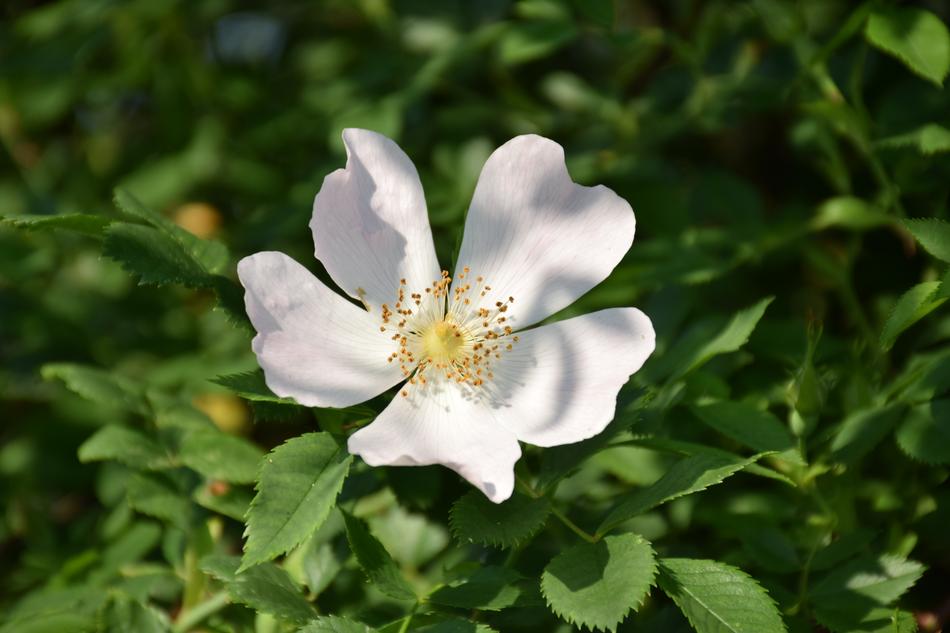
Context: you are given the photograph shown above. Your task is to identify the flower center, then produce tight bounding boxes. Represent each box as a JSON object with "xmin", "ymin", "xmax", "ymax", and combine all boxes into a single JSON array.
[
  {"xmin": 378, "ymin": 268, "xmax": 520, "ymax": 395},
  {"xmin": 421, "ymin": 320, "xmax": 466, "ymax": 363}
]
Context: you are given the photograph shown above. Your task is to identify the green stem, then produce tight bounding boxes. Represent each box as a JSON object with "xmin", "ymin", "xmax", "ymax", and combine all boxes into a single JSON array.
[
  {"xmin": 172, "ymin": 592, "xmax": 229, "ymax": 633},
  {"xmin": 550, "ymin": 505, "xmax": 599, "ymax": 543},
  {"xmin": 396, "ymin": 601, "xmax": 422, "ymax": 633},
  {"xmin": 838, "ymin": 268, "xmax": 884, "ymax": 368},
  {"xmin": 791, "ymin": 540, "xmax": 821, "ymax": 617},
  {"xmin": 516, "ymin": 474, "xmax": 598, "ymax": 543}
]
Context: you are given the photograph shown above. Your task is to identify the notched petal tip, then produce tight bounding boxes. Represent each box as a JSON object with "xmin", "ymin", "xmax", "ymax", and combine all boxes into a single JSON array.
[
  {"xmin": 453, "ymin": 132, "xmax": 639, "ymax": 328},
  {"xmin": 310, "ymin": 125, "xmax": 440, "ymax": 312}
]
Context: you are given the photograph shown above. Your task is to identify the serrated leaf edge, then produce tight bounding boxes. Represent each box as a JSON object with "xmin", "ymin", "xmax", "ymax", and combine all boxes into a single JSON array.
[
  {"xmin": 540, "ymin": 534, "xmax": 658, "ymax": 633},
  {"xmin": 240, "ymin": 434, "xmax": 351, "ymax": 571},
  {"xmin": 447, "ymin": 493, "xmax": 551, "ymax": 549},
  {"xmin": 657, "ymin": 558, "xmax": 787, "ymax": 633}
]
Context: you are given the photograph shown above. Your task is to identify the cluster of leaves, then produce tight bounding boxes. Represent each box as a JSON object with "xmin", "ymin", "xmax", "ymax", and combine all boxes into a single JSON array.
[{"xmin": 2, "ymin": 1, "xmax": 950, "ymax": 632}]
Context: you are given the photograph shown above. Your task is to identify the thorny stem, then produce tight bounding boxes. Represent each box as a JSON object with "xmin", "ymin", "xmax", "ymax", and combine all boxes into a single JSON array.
[{"xmin": 515, "ymin": 474, "xmax": 599, "ymax": 544}]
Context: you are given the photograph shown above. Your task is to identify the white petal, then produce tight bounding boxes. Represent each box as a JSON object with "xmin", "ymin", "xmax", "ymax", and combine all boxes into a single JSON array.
[
  {"xmin": 237, "ymin": 251, "xmax": 403, "ymax": 408},
  {"xmin": 347, "ymin": 382, "xmax": 521, "ymax": 503},
  {"xmin": 454, "ymin": 135, "xmax": 635, "ymax": 329},
  {"xmin": 490, "ymin": 308, "xmax": 655, "ymax": 447},
  {"xmin": 311, "ymin": 129, "xmax": 441, "ymax": 312}
]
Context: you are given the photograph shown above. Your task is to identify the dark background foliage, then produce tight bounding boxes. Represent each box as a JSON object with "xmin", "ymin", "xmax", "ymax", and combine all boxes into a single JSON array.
[{"xmin": 1, "ymin": 1, "xmax": 949, "ymax": 632}]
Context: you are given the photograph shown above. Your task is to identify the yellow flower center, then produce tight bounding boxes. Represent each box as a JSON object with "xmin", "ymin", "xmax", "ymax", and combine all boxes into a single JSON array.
[
  {"xmin": 421, "ymin": 320, "xmax": 466, "ymax": 363},
  {"xmin": 378, "ymin": 269, "xmax": 520, "ymax": 395}
]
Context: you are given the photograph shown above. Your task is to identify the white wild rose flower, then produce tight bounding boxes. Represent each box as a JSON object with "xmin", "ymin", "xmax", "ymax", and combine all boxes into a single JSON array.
[{"xmin": 237, "ymin": 129, "xmax": 655, "ymax": 502}]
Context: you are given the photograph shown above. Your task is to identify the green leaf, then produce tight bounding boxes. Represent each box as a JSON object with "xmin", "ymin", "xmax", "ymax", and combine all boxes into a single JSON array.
[
  {"xmin": 811, "ymin": 197, "xmax": 891, "ymax": 231},
  {"xmin": 692, "ymin": 402, "xmax": 803, "ymax": 464},
  {"xmin": 811, "ymin": 530, "xmax": 877, "ymax": 571},
  {"xmin": 242, "ymin": 433, "xmax": 352, "ymax": 571},
  {"xmin": 541, "ymin": 533, "xmax": 656, "ymax": 632},
  {"xmin": 831, "ymin": 404, "xmax": 905, "ymax": 463},
  {"xmin": 103, "ymin": 222, "xmax": 211, "ymax": 288},
  {"xmin": 41, "ymin": 363, "xmax": 148, "ymax": 415},
  {"xmin": 879, "ymin": 123, "xmax": 950, "ymax": 155},
  {"xmin": 127, "ymin": 473, "xmax": 190, "ymax": 527},
  {"xmin": 733, "ymin": 522, "xmax": 800, "ymax": 573},
  {"xmin": 814, "ymin": 607, "xmax": 918, "ymax": 633},
  {"xmin": 341, "ymin": 511, "xmax": 416, "ymax": 601},
  {"xmin": 895, "ymin": 400, "xmax": 950, "ymax": 464},
  {"xmin": 99, "ymin": 594, "xmax": 169, "ymax": 633},
  {"xmin": 413, "ymin": 621, "xmax": 498, "ymax": 633},
  {"xmin": 657, "ymin": 558, "xmax": 786, "ymax": 633},
  {"xmin": 810, "ymin": 554, "xmax": 925, "ymax": 602},
  {"xmin": 938, "ymin": 267, "xmax": 950, "ymax": 300},
  {"xmin": 449, "ymin": 491, "xmax": 550, "ymax": 548},
  {"xmin": 193, "ymin": 481, "xmax": 253, "ymax": 521},
  {"xmin": 212, "ymin": 370, "xmax": 298, "ymax": 404},
  {"xmin": 0, "ymin": 612, "xmax": 95, "ymax": 633},
  {"xmin": 537, "ymin": 415, "xmax": 629, "ymax": 491},
  {"xmin": 367, "ymin": 505, "xmax": 448, "ymax": 568},
  {"xmin": 597, "ymin": 453, "xmax": 765, "ymax": 536},
  {"xmin": 809, "ymin": 555, "xmax": 925, "ymax": 629},
  {"xmin": 865, "ymin": 8, "xmax": 950, "ymax": 86},
  {"xmin": 1, "ymin": 213, "xmax": 110, "ymax": 236},
  {"xmin": 201, "ymin": 555, "xmax": 317, "ymax": 625},
  {"xmin": 680, "ymin": 297, "xmax": 774, "ymax": 377},
  {"xmin": 627, "ymin": 437, "xmax": 795, "ymax": 486},
  {"xmin": 90, "ymin": 522, "xmax": 163, "ymax": 583},
  {"xmin": 430, "ymin": 566, "xmax": 533, "ymax": 611},
  {"xmin": 298, "ymin": 616, "xmax": 377, "ymax": 633},
  {"xmin": 903, "ymin": 218, "xmax": 950, "ymax": 262},
  {"xmin": 178, "ymin": 429, "xmax": 263, "ymax": 484},
  {"xmin": 880, "ymin": 281, "xmax": 946, "ymax": 350},
  {"xmin": 285, "ymin": 512, "xmax": 348, "ymax": 597},
  {"xmin": 114, "ymin": 188, "xmax": 229, "ymax": 274},
  {"xmin": 498, "ymin": 21, "xmax": 577, "ymax": 65},
  {"xmin": 0, "ymin": 587, "xmax": 106, "ymax": 633},
  {"xmin": 572, "ymin": 0, "xmax": 614, "ymax": 29},
  {"xmin": 78, "ymin": 425, "xmax": 170, "ymax": 470}
]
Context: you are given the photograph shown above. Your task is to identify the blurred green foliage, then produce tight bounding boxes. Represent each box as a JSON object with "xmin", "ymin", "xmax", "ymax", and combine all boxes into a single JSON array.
[{"xmin": 2, "ymin": 0, "xmax": 950, "ymax": 632}]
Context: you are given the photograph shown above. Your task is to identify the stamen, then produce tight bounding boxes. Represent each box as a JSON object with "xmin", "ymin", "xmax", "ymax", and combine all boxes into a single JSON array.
[{"xmin": 377, "ymin": 270, "xmax": 520, "ymax": 393}]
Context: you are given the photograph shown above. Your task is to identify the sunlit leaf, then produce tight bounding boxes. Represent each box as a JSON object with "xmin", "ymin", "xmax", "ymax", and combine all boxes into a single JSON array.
[
  {"xmin": 880, "ymin": 281, "xmax": 945, "ymax": 350},
  {"xmin": 879, "ymin": 123, "xmax": 950, "ymax": 155},
  {"xmin": 903, "ymin": 218, "xmax": 950, "ymax": 263},
  {"xmin": 1, "ymin": 213, "xmax": 110, "ymax": 236},
  {"xmin": 598, "ymin": 453, "xmax": 765, "ymax": 535},
  {"xmin": 78, "ymin": 425, "xmax": 171, "ymax": 470},
  {"xmin": 41, "ymin": 363, "xmax": 148, "ymax": 415},
  {"xmin": 541, "ymin": 533, "xmax": 656, "ymax": 632},
  {"xmin": 298, "ymin": 616, "xmax": 377, "ymax": 633},
  {"xmin": 809, "ymin": 554, "xmax": 925, "ymax": 631},
  {"xmin": 657, "ymin": 558, "xmax": 786, "ymax": 633},
  {"xmin": 242, "ymin": 433, "xmax": 351, "ymax": 571},
  {"xmin": 865, "ymin": 8, "xmax": 950, "ymax": 86},
  {"xmin": 201, "ymin": 555, "xmax": 317, "ymax": 625},
  {"xmin": 341, "ymin": 512, "xmax": 416, "ymax": 601},
  {"xmin": 178, "ymin": 428, "xmax": 263, "ymax": 484}
]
